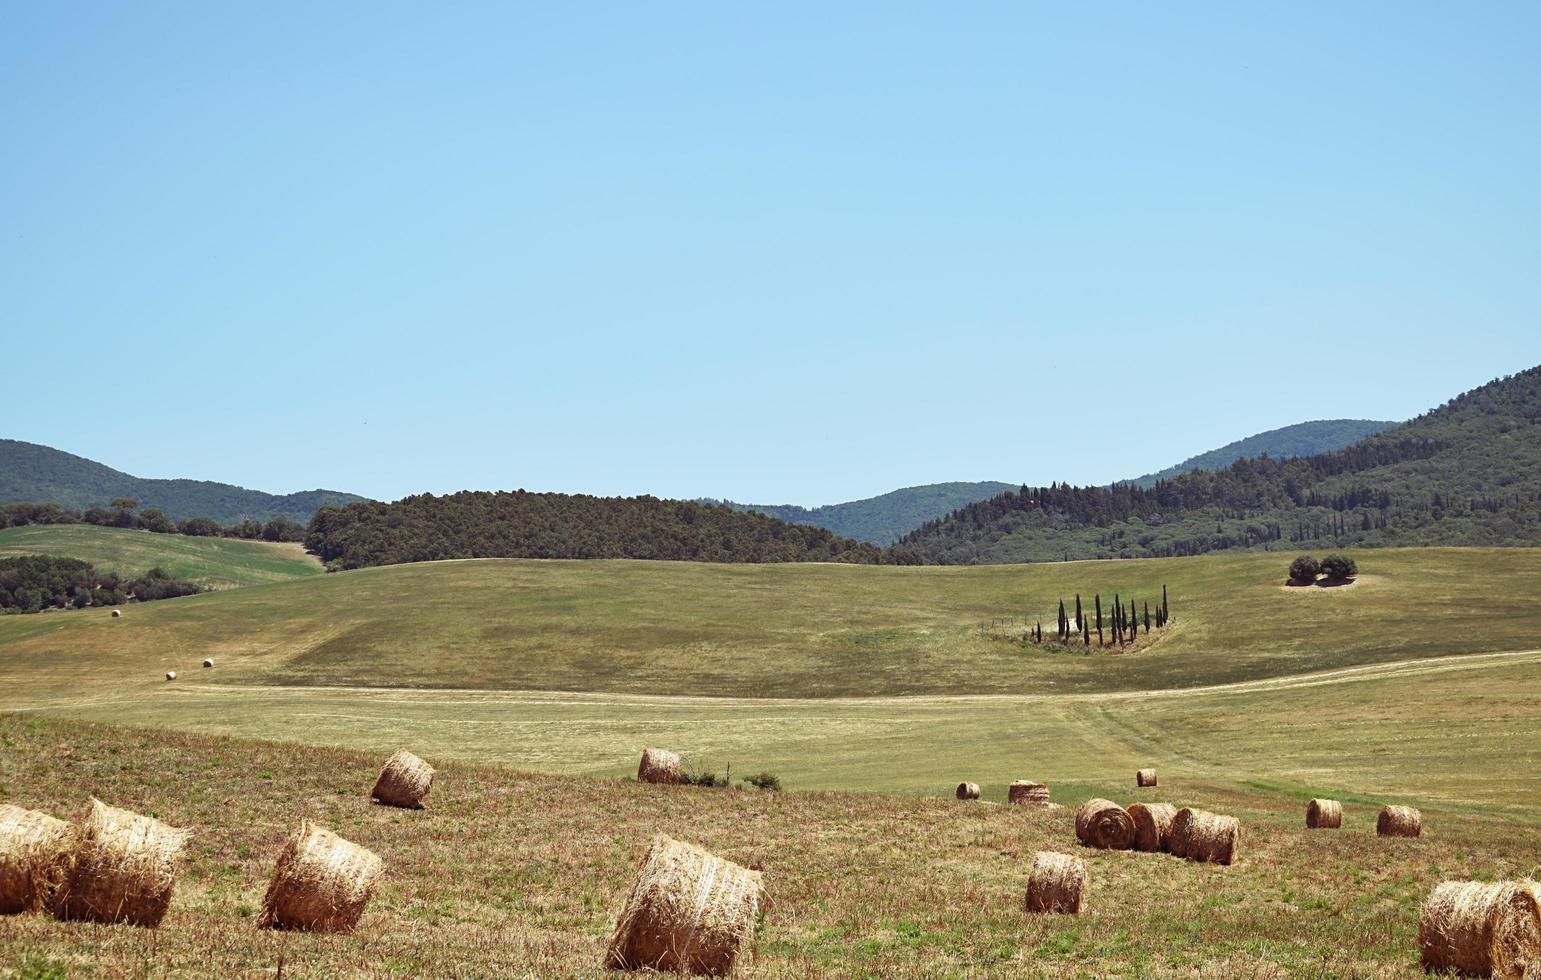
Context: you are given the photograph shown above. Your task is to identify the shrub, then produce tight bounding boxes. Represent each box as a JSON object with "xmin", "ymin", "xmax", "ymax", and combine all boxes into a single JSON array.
[
  {"xmin": 1288, "ymin": 555, "xmax": 1320, "ymax": 584},
  {"xmin": 1320, "ymin": 554, "xmax": 1358, "ymax": 580},
  {"xmin": 742, "ymin": 772, "xmax": 781, "ymax": 792},
  {"xmin": 679, "ymin": 771, "xmax": 726, "ymax": 788}
]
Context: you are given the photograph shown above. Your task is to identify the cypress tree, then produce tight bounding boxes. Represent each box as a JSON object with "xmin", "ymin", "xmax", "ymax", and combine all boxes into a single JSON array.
[
  {"xmin": 1074, "ymin": 594, "xmax": 1083, "ymax": 632},
  {"xmin": 1162, "ymin": 584, "xmax": 1169, "ymax": 622},
  {"xmin": 1095, "ymin": 594, "xmax": 1104, "ymax": 646},
  {"xmin": 1144, "ymin": 601, "xmax": 1150, "ymax": 632}
]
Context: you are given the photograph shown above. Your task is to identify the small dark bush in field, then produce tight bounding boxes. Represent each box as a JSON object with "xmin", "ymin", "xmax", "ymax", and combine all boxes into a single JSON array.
[
  {"xmin": 1288, "ymin": 555, "xmax": 1321, "ymax": 584},
  {"xmin": 1320, "ymin": 554, "xmax": 1358, "ymax": 580},
  {"xmin": 742, "ymin": 772, "xmax": 781, "ymax": 792},
  {"xmin": 680, "ymin": 771, "xmax": 726, "ymax": 787}
]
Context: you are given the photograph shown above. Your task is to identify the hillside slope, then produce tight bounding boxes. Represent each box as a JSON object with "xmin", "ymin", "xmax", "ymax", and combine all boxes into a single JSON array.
[
  {"xmin": 716, "ymin": 481, "xmax": 1016, "ymax": 544},
  {"xmin": 1128, "ymin": 419, "xmax": 1399, "ymax": 488},
  {"xmin": 0, "ymin": 523, "xmax": 321, "ymax": 589},
  {"xmin": 902, "ymin": 366, "xmax": 1541, "ymax": 563},
  {"xmin": 0, "ymin": 439, "xmax": 364, "ymax": 523}
]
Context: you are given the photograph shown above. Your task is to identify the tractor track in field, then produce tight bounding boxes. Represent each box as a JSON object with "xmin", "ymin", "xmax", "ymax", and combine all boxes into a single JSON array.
[{"xmin": 17, "ymin": 645, "xmax": 1536, "ymax": 715}]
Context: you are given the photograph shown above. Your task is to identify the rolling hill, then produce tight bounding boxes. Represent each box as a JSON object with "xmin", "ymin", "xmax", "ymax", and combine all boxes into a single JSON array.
[
  {"xmin": 1127, "ymin": 419, "xmax": 1399, "ymax": 488},
  {"xmin": 305, "ymin": 490, "xmax": 911, "ymax": 569},
  {"xmin": 902, "ymin": 366, "xmax": 1541, "ymax": 563},
  {"xmin": 0, "ymin": 523, "xmax": 322, "ymax": 589},
  {"xmin": 714, "ymin": 481, "xmax": 1017, "ymax": 545},
  {"xmin": 0, "ymin": 439, "xmax": 365, "ymax": 524}
]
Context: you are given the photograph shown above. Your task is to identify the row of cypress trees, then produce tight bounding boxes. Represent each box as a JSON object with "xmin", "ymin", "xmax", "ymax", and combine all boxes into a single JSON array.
[{"xmin": 1029, "ymin": 585, "xmax": 1170, "ymax": 647}]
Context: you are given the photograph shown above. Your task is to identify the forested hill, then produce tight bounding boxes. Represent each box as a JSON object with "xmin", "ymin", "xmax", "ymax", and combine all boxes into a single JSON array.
[
  {"xmin": 712, "ymin": 481, "xmax": 1016, "ymax": 545},
  {"xmin": 0, "ymin": 440, "xmax": 364, "ymax": 524},
  {"xmin": 306, "ymin": 491, "xmax": 916, "ymax": 569},
  {"xmin": 1128, "ymin": 419, "xmax": 1399, "ymax": 488},
  {"xmin": 901, "ymin": 366, "xmax": 1541, "ymax": 564}
]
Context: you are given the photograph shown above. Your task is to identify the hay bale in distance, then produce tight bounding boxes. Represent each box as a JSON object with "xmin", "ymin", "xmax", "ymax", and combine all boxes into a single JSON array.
[
  {"xmin": 57, "ymin": 799, "xmax": 191, "ymax": 927},
  {"xmin": 371, "ymin": 749, "xmax": 435, "ymax": 809},
  {"xmin": 1024, "ymin": 851, "xmax": 1087, "ymax": 914},
  {"xmin": 955, "ymin": 782, "xmax": 980, "ymax": 801},
  {"xmin": 636, "ymin": 747, "xmax": 682, "ymax": 785},
  {"xmin": 1008, "ymin": 781, "xmax": 1051, "ymax": 806},
  {"xmin": 1169, "ymin": 807, "xmax": 1240, "ymax": 865},
  {"xmin": 1127, "ymin": 802, "xmax": 1177, "ymax": 853},
  {"xmin": 1136, "ymin": 768, "xmax": 1157, "ymax": 788},
  {"xmin": 1378, "ymin": 804, "xmax": 1421, "ymax": 838},
  {"xmin": 165, "ymin": 671, "xmax": 176, "ymax": 682},
  {"xmin": 1306, "ymin": 798, "xmax": 1342, "ymax": 829},
  {"xmin": 110, "ymin": 609, "xmax": 121, "ymax": 618},
  {"xmin": 606, "ymin": 835, "xmax": 762, "ymax": 976},
  {"xmin": 1074, "ymin": 798, "xmax": 1135, "ymax": 850},
  {"xmin": 202, "ymin": 658, "xmax": 214, "ymax": 669},
  {"xmin": 258, "ymin": 821, "xmax": 383, "ymax": 933},
  {"xmin": 1418, "ymin": 880, "xmax": 1541, "ymax": 978},
  {"xmin": 0, "ymin": 804, "xmax": 77, "ymax": 915}
]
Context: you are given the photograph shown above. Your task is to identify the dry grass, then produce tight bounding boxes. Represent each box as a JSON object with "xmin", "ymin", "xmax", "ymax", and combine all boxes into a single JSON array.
[{"xmin": 6, "ymin": 715, "xmax": 1541, "ymax": 977}]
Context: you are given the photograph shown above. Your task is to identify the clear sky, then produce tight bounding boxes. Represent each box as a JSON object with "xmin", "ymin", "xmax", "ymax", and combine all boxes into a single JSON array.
[{"xmin": 5, "ymin": 4, "xmax": 1539, "ymax": 506}]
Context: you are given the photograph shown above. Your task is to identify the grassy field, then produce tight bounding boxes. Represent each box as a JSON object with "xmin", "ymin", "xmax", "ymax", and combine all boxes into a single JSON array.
[
  {"xmin": 1, "ymin": 548, "xmax": 1535, "ymax": 698},
  {"xmin": 2, "ymin": 715, "xmax": 1534, "ymax": 978},
  {"xmin": 0, "ymin": 524, "xmax": 322, "ymax": 590},
  {"xmin": 1, "ymin": 549, "xmax": 1539, "ymax": 816}
]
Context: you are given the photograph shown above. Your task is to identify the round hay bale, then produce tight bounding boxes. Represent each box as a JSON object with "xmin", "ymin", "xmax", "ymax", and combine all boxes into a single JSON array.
[
  {"xmin": 371, "ymin": 749, "xmax": 435, "ymax": 809},
  {"xmin": 1127, "ymin": 802, "xmax": 1177, "ymax": 853},
  {"xmin": 606, "ymin": 834, "xmax": 762, "ymax": 976},
  {"xmin": 258, "ymin": 821, "xmax": 383, "ymax": 933},
  {"xmin": 1306, "ymin": 798, "xmax": 1342, "ymax": 829},
  {"xmin": 165, "ymin": 671, "xmax": 176, "ymax": 682},
  {"xmin": 202, "ymin": 659, "xmax": 214, "ymax": 669},
  {"xmin": 1008, "ymin": 781, "xmax": 1051, "ymax": 806},
  {"xmin": 1378, "ymin": 804, "xmax": 1421, "ymax": 838},
  {"xmin": 1169, "ymin": 807, "xmax": 1240, "ymax": 865},
  {"xmin": 955, "ymin": 782, "xmax": 980, "ymax": 801},
  {"xmin": 110, "ymin": 609, "xmax": 121, "ymax": 618},
  {"xmin": 57, "ymin": 798, "xmax": 191, "ymax": 927},
  {"xmin": 1074, "ymin": 798, "xmax": 1135, "ymax": 850},
  {"xmin": 1418, "ymin": 880, "xmax": 1541, "ymax": 978},
  {"xmin": 0, "ymin": 803, "xmax": 78, "ymax": 916},
  {"xmin": 1024, "ymin": 850, "xmax": 1087, "ymax": 914},
  {"xmin": 637, "ymin": 747, "xmax": 682, "ymax": 786},
  {"xmin": 1136, "ymin": 768, "xmax": 1158, "ymax": 788}
]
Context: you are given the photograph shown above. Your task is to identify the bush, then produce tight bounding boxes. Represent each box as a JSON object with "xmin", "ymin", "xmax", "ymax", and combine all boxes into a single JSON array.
[
  {"xmin": 679, "ymin": 771, "xmax": 726, "ymax": 788},
  {"xmin": 1288, "ymin": 555, "xmax": 1321, "ymax": 584},
  {"xmin": 1320, "ymin": 554, "xmax": 1358, "ymax": 580},
  {"xmin": 742, "ymin": 772, "xmax": 781, "ymax": 792}
]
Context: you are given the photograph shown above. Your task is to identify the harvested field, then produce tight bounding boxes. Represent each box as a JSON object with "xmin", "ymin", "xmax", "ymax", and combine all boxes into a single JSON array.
[{"xmin": 3, "ymin": 715, "xmax": 1539, "ymax": 976}]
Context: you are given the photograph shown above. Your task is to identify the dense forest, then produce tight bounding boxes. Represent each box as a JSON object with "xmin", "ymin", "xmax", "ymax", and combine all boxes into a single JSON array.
[
  {"xmin": 902, "ymin": 366, "xmax": 1541, "ymax": 563},
  {"xmin": 0, "ymin": 439, "xmax": 364, "ymax": 524},
  {"xmin": 0, "ymin": 501, "xmax": 308, "ymax": 542},
  {"xmin": 1127, "ymin": 419, "xmax": 1399, "ymax": 488},
  {"xmin": 0, "ymin": 555, "xmax": 203, "ymax": 613},
  {"xmin": 306, "ymin": 491, "xmax": 920, "ymax": 570}
]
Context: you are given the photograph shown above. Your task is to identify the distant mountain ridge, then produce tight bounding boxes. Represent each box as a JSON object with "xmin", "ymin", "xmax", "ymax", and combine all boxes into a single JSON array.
[
  {"xmin": 900, "ymin": 366, "xmax": 1541, "ymax": 564},
  {"xmin": 0, "ymin": 439, "xmax": 365, "ymax": 524},
  {"xmin": 710, "ymin": 481, "xmax": 1017, "ymax": 545},
  {"xmin": 1128, "ymin": 419, "xmax": 1400, "ymax": 488}
]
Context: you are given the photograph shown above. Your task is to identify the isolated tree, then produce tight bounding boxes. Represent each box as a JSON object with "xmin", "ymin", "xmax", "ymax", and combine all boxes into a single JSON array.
[
  {"xmin": 1288, "ymin": 555, "xmax": 1321, "ymax": 584},
  {"xmin": 1320, "ymin": 554, "xmax": 1358, "ymax": 580}
]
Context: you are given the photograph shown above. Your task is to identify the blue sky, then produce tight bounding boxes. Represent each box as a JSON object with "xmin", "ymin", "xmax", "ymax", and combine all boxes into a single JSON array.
[{"xmin": 5, "ymin": 3, "xmax": 1539, "ymax": 505}]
